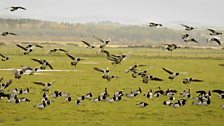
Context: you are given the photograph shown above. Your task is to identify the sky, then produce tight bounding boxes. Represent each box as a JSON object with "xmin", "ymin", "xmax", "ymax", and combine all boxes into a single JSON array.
[{"xmin": 0, "ymin": 0, "xmax": 224, "ymax": 26}]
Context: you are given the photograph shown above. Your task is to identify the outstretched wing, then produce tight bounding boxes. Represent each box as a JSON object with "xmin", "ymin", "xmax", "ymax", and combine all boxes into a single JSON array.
[
  {"xmin": 46, "ymin": 62, "xmax": 53, "ymax": 69},
  {"xmin": 101, "ymin": 50, "xmax": 110, "ymax": 57},
  {"xmin": 191, "ymin": 79, "xmax": 203, "ymax": 82},
  {"xmin": 4, "ymin": 80, "xmax": 12, "ymax": 89},
  {"xmin": 180, "ymin": 24, "xmax": 189, "ymax": 28},
  {"xmin": 162, "ymin": 67, "xmax": 174, "ymax": 75},
  {"xmin": 151, "ymin": 76, "xmax": 163, "ymax": 81},
  {"xmin": 31, "ymin": 58, "xmax": 43, "ymax": 64},
  {"xmin": 0, "ymin": 77, "xmax": 3, "ymax": 82},
  {"xmin": 94, "ymin": 67, "xmax": 105, "ymax": 73},
  {"xmin": 18, "ymin": 6, "xmax": 26, "ymax": 10},
  {"xmin": 9, "ymin": 32, "xmax": 17, "ymax": 35},
  {"xmin": 33, "ymin": 82, "xmax": 45, "ymax": 86},
  {"xmin": 16, "ymin": 44, "xmax": 27, "ymax": 51},
  {"xmin": 0, "ymin": 53, "xmax": 6, "ymax": 58},
  {"xmin": 81, "ymin": 40, "xmax": 91, "ymax": 47},
  {"xmin": 58, "ymin": 48, "xmax": 67, "ymax": 52},
  {"xmin": 35, "ymin": 44, "xmax": 43, "ymax": 48},
  {"xmin": 93, "ymin": 36, "xmax": 104, "ymax": 43},
  {"xmin": 207, "ymin": 29, "xmax": 215, "ymax": 33},
  {"xmin": 66, "ymin": 53, "xmax": 75, "ymax": 60}
]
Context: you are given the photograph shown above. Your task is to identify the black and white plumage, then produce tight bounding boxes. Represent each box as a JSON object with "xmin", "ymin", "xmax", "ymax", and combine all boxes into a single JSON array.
[
  {"xmin": 212, "ymin": 90, "xmax": 224, "ymax": 99},
  {"xmin": 33, "ymin": 80, "xmax": 56, "ymax": 92},
  {"xmin": 181, "ymin": 34, "xmax": 190, "ymax": 40},
  {"xmin": 94, "ymin": 67, "xmax": 110, "ymax": 79},
  {"xmin": 184, "ymin": 38, "xmax": 199, "ymax": 43},
  {"xmin": 9, "ymin": 6, "xmax": 26, "ymax": 11},
  {"xmin": 136, "ymin": 102, "xmax": 148, "ymax": 108},
  {"xmin": 101, "ymin": 50, "xmax": 126, "ymax": 65},
  {"xmin": 180, "ymin": 24, "xmax": 194, "ymax": 31},
  {"xmin": 0, "ymin": 79, "xmax": 12, "ymax": 91},
  {"xmin": 207, "ymin": 36, "xmax": 221, "ymax": 45},
  {"xmin": 48, "ymin": 48, "xmax": 67, "ymax": 54},
  {"xmin": 0, "ymin": 53, "xmax": 10, "ymax": 61},
  {"xmin": 207, "ymin": 29, "xmax": 222, "ymax": 36},
  {"xmin": 162, "ymin": 67, "xmax": 184, "ymax": 80},
  {"xmin": 14, "ymin": 66, "xmax": 35, "ymax": 79},
  {"xmin": 81, "ymin": 40, "xmax": 95, "ymax": 48},
  {"xmin": 141, "ymin": 74, "xmax": 163, "ymax": 84},
  {"xmin": 163, "ymin": 44, "xmax": 179, "ymax": 52},
  {"xmin": 16, "ymin": 44, "xmax": 43, "ymax": 55},
  {"xmin": 34, "ymin": 101, "xmax": 47, "ymax": 109},
  {"xmin": 32, "ymin": 58, "xmax": 53, "ymax": 70},
  {"xmin": 66, "ymin": 53, "xmax": 83, "ymax": 67},
  {"xmin": 93, "ymin": 37, "xmax": 110, "ymax": 50},
  {"xmin": 2, "ymin": 32, "xmax": 17, "ymax": 36},
  {"xmin": 183, "ymin": 78, "xmax": 203, "ymax": 84},
  {"xmin": 148, "ymin": 22, "xmax": 163, "ymax": 27},
  {"xmin": 124, "ymin": 64, "xmax": 147, "ymax": 73}
]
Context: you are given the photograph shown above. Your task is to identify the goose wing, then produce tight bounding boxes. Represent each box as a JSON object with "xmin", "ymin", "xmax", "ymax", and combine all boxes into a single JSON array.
[
  {"xmin": 31, "ymin": 58, "xmax": 44, "ymax": 64},
  {"xmin": 16, "ymin": 44, "xmax": 27, "ymax": 51},
  {"xmin": 66, "ymin": 53, "xmax": 75, "ymax": 60},
  {"xmin": 81, "ymin": 40, "xmax": 91, "ymax": 47},
  {"xmin": 33, "ymin": 82, "xmax": 45, "ymax": 86},
  {"xmin": 162, "ymin": 67, "xmax": 174, "ymax": 75}
]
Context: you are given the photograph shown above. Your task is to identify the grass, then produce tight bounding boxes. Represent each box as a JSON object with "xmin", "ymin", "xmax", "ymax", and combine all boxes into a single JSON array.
[{"xmin": 0, "ymin": 44, "xmax": 224, "ymax": 126}]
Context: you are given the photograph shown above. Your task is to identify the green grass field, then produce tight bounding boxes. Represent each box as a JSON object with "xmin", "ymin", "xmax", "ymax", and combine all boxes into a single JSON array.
[{"xmin": 0, "ymin": 44, "xmax": 224, "ymax": 126}]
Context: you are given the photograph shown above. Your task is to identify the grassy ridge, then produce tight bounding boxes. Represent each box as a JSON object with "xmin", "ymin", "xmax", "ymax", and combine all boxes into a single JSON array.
[{"xmin": 0, "ymin": 45, "xmax": 224, "ymax": 126}]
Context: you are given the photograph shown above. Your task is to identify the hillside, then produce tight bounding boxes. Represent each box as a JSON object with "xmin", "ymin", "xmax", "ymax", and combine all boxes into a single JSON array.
[{"xmin": 0, "ymin": 18, "xmax": 223, "ymax": 46}]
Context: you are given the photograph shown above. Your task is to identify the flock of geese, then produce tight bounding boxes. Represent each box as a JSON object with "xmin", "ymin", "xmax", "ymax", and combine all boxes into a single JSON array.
[{"xmin": 0, "ymin": 6, "xmax": 224, "ymax": 110}]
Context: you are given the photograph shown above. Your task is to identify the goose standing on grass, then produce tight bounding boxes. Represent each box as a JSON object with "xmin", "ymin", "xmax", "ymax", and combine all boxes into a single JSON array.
[
  {"xmin": 31, "ymin": 58, "xmax": 53, "ymax": 70},
  {"xmin": 136, "ymin": 102, "xmax": 148, "ymax": 108},
  {"xmin": 207, "ymin": 29, "xmax": 222, "ymax": 36},
  {"xmin": 1, "ymin": 32, "xmax": 17, "ymax": 36},
  {"xmin": 16, "ymin": 44, "xmax": 43, "ymax": 55},
  {"xmin": 93, "ymin": 36, "xmax": 110, "ymax": 50},
  {"xmin": 65, "ymin": 53, "xmax": 83, "ymax": 67},
  {"xmin": 180, "ymin": 24, "xmax": 195, "ymax": 31},
  {"xmin": 0, "ymin": 53, "xmax": 10, "ymax": 61},
  {"xmin": 81, "ymin": 40, "xmax": 95, "ymax": 48},
  {"xmin": 33, "ymin": 80, "xmax": 56, "ymax": 92},
  {"xmin": 8, "ymin": 6, "xmax": 26, "ymax": 11}
]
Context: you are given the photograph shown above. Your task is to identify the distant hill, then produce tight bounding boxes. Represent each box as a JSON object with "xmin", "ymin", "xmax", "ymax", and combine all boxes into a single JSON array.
[{"xmin": 0, "ymin": 18, "xmax": 223, "ymax": 46}]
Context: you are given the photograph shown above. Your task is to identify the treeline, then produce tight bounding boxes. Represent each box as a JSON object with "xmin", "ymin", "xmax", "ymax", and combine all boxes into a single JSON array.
[{"xmin": 0, "ymin": 18, "xmax": 218, "ymax": 45}]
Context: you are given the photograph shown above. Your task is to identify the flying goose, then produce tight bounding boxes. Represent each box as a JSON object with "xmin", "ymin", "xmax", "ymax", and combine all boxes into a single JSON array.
[
  {"xmin": 148, "ymin": 22, "xmax": 163, "ymax": 27},
  {"xmin": 162, "ymin": 67, "xmax": 184, "ymax": 80},
  {"xmin": 180, "ymin": 24, "xmax": 194, "ymax": 31},
  {"xmin": 124, "ymin": 64, "xmax": 147, "ymax": 73},
  {"xmin": 2, "ymin": 32, "xmax": 17, "ymax": 36},
  {"xmin": 163, "ymin": 44, "xmax": 179, "ymax": 52},
  {"xmin": 9, "ymin": 6, "xmax": 26, "ymax": 11},
  {"xmin": 33, "ymin": 80, "xmax": 56, "ymax": 92},
  {"xmin": 31, "ymin": 58, "xmax": 53, "ymax": 70},
  {"xmin": 94, "ymin": 67, "xmax": 110, "ymax": 78},
  {"xmin": 184, "ymin": 38, "xmax": 199, "ymax": 43},
  {"xmin": 0, "ymin": 53, "xmax": 10, "ymax": 61},
  {"xmin": 93, "ymin": 37, "xmax": 110, "ymax": 50},
  {"xmin": 65, "ymin": 53, "xmax": 83, "ymax": 67},
  {"xmin": 101, "ymin": 50, "xmax": 126, "ymax": 65},
  {"xmin": 141, "ymin": 74, "xmax": 163, "ymax": 84},
  {"xmin": 0, "ymin": 79, "xmax": 12, "ymax": 91},
  {"xmin": 207, "ymin": 36, "xmax": 221, "ymax": 45},
  {"xmin": 16, "ymin": 44, "xmax": 43, "ymax": 55},
  {"xmin": 181, "ymin": 34, "xmax": 190, "ymax": 40},
  {"xmin": 207, "ymin": 29, "xmax": 222, "ymax": 36},
  {"xmin": 14, "ymin": 66, "xmax": 35, "ymax": 79},
  {"xmin": 81, "ymin": 40, "xmax": 95, "ymax": 48},
  {"xmin": 48, "ymin": 48, "xmax": 67, "ymax": 54},
  {"xmin": 183, "ymin": 78, "xmax": 203, "ymax": 84}
]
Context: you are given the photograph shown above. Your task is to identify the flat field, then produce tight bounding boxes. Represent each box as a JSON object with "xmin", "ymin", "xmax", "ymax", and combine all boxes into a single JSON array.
[{"xmin": 0, "ymin": 44, "xmax": 224, "ymax": 126}]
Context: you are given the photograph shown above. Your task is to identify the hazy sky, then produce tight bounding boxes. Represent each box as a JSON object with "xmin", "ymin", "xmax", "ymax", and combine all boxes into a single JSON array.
[{"xmin": 0, "ymin": 0, "xmax": 224, "ymax": 26}]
